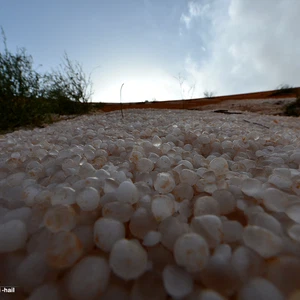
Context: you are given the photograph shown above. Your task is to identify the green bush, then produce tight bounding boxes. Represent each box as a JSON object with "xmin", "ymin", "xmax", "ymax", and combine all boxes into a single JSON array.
[
  {"xmin": 0, "ymin": 28, "xmax": 95, "ymax": 132},
  {"xmin": 283, "ymin": 97, "xmax": 300, "ymax": 117}
]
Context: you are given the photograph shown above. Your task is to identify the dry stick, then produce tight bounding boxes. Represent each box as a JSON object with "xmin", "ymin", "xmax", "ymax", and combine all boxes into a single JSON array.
[
  {"xmin": 243, "ymin": 119, "xmax": 269, "ymax": 129},
  {"xmin": 120, "ymin": 83, "xmax": 124, "ymax": 119}
]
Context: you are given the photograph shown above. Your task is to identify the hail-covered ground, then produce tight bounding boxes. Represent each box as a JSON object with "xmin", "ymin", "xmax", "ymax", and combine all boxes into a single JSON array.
[{"xmin": 1, "ymin": 109, "xmax": 300, "ymax": 299}]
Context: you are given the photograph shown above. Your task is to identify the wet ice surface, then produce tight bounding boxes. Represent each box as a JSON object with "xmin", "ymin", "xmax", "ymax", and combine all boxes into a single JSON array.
[{"xmin": 1, "ymin": 109, "xmax": 300, "ymax": 299}]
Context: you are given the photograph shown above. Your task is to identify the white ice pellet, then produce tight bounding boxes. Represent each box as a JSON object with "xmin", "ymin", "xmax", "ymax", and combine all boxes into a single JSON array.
[
  {"xmin": 163, "ymin": 265, "xmax": 194, "ymax": 298},
  {"xmin": 198, "ymin": 290, "xmax": 226, "ymax": 300},
  {"xmin": 241, "ymin": 178, "xmax": 262, "ymax": 198},
  {"xmin": 142, "ymin": 231, "xmax": 162, "ymax": 247},
  {"xmin": 154, "ymin": 172, "xmax": 175, "ymax": 194},
  {"xmin": 109, "ymin": 239, "xmax": 148, "ymax": 280},
  {"xmin": 222, "ymin": 220, "xmax": 244, "ymax": 243},
  {"xmin": 287, "ymin": 224, "xmax": 300, "ymax": 242},
  {"xmin": 285, "ymin": 201, "xmax": 300, "ymax": 223},
  {"xmin": 94, "ymin": 218, "xmax": 125, "ymax": 252},
  {"xmin": 212, "ymin": 189, "xmax": 236, "ymax": 214},
  {"xmin": 174, "ymin": 233, "xmax": 209, "ymax": 272},
  {"xmin": 46, "ymin": 231, "xmax": 83, "ymax": 269},
  {"xmin": 28, "ymin": 283, "xmax": 62, "ymax": 300},
  {"xmin": 115, "ymin": 181, "xmax": 139, "ymax": 204},
  {"xmin": 1, "ymin": 207, "xmax": 32, "ymax": 225},
  {"xmin": 16, "ymin": 252, "xmax": 49, "ymax": 292},
  {"xmin": 137, "ymin": 158, "xmax": 154, "ymax": 173},
  {"xmin": 67, "ymin": 256, "xmax": 110, "ymax": 300},
  {"xmin": 51, "ymin": 186, "xmax": 76, "ymax": 206},
  {"xmin": 151, "ymin": 195, "xmax": 175, "ymax": 222},
  {"xmin": 75, "ymin": 186, "xmax": 100, "ymax": 211},
  {"xmin": 209, "ymin": 157, "xmax": 229, "ymax": 176},
  {"xmin": 44, "ymin": 205, "xmax": 77, "ymax": 233},
  {"xmin": 194, "ymin": 196, "xmax": 220, "ymax": 216},
  {"xmin": 261, "ymin": 188, "xmax": 288, "ymax": 212},
  {"xmin": 159, "ymin": 216, "xmax": 189, "ymax": 250},
  {"xmin": 179, "ymin": 169, "xmax": 198, "ymax": 185},
  {"xmin": 191, "ymin": 215, "xmax": 222, "ymax": 248},
  {"xmin": 0, "ymin": 220, "xmax": 28, "ymax": 253},
  {"xmin": 102, "ymin": 201, "xmax": 134, "ymax": 222},
  {"xmin": 238, "ymin": 277, "xmax": 285, "ymax": 300},
  {"xmin": 172, "ymin": 183, "xmax": 194, "ymax": 202},
  {"xmin": 129, "ymin": 207, "xmax": 157, "ymax": 239},
  {"xmin": 243, "ymin": 226, "xmax": 283, "ymax": 258},
  {"xmin": 231, "ymin": 246, "xmax": 265, "ymax": 283}
]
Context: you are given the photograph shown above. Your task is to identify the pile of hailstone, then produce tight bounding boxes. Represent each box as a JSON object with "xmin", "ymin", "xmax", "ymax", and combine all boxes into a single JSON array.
[{"xmin": 1, "ymin": 108, "xmax": 300, "ymax": 300}]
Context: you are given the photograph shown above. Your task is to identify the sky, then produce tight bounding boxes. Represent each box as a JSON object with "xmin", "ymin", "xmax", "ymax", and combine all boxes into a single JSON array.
[{"xmin": 0, "ymin": 0, "xmax": 299, "ymax": 103}]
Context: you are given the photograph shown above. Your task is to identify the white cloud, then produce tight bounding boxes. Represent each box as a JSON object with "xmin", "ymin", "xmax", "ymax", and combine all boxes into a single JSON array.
[
  {"xmin": 180, "ymin": 1, "xmax": 211, "ymax": 29},
  {"xmin": 180, "ymin": 14, "xmax": 192, "ymax": 29},
  {"xmin": 182, "ymin": 0, "xmax": 300, "ymax": 97}
]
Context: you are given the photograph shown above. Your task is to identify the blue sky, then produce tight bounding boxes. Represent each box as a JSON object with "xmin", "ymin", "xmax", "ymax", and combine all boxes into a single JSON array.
[{"xmin": 1, "ymin": 0, "xmax": 299, "ymax": 103}]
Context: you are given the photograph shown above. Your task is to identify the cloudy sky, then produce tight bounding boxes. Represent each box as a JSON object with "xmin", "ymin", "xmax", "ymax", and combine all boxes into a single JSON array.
[{"xmin": 1, "ymin": 0, "xmax": 299, "ymax": 103}]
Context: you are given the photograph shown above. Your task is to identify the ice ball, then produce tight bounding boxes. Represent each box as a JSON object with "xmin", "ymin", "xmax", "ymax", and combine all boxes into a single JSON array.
[
  {"xmin": 151, "ymin": 195, "xmax": 175, "ymax": 222},
  {"xmin": 162, "ymin": 265, "xmax": 194, "ymax": 298},
  {"xmin": 67, "ymin": 256, "xmax": 110, "ymax": 300},
  {"xmin": 46, "ymin": 231, "xmax": 83, "ymax": 269},
  {"xmin": 174, "ymin": 232, "xmax": 209, "ymax": 272},
  {"xmin": 243, "ymin": 226, "xmax": 283, "ymax": 258},
  {"xmin": 154, "ymin": 172, "xmax": 175, "ymax": 194},
  {"xmin": 109, "ymin": 239, "xmax": 148, "ymax": 280},
  {"xmin": 115, "ymin": 181, "xmax": 139, "ymax": 204},
  {"xmin": 44, "ymin": 205, "xmax": 77, "ymax": 233},
  {"xmin": 94, "ymin": 218, "xmax": 125, "ymax": 252},
  {"xmin": 0, "ymin": 220, "xmax": 28, "ymax": 253},
  {"xmin": 76, "ymin": 187, "xmax": 100, "ymax": 211}
]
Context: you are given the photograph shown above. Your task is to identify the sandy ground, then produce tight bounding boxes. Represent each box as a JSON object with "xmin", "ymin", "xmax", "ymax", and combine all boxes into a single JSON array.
[{"xmin": 190, "ymin": 97, "xmax": 296, "ymax": 115}]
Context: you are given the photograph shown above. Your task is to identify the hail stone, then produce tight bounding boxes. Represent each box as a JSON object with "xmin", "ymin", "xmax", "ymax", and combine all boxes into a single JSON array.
[
  {"xmin": 102, "ymin": 201, "xmax": 134, "ymax": 223},
  {"xmin": 151, "ymin": 195, "xmax": 175, "ymax": 222},
  {"xmin": 212, "ymin": 189, "xmax": 236, "ymax": 215},
  {"xmin": 44, "ymin": 205, "xmax": 77, "ymax": 233},
  {"xmin": 28, "ymin": 283, "xmax": 62, "ymax": 300},
  {"xmin": 191, "ymin": 215, "xmax": 222, "ymax": 248},
  {"xmin": 94, "ymin": 218, "xmax": 125, "ymax": 252},
  {"xmin": 129, "ymin": 207, "xmax": 157, "ymax": 239},
  {"xmin": 154, "ymin": 172, "xmax": 175, "ymax": 194},
  {"xmin": 159, "ymin": 216, "xmax": 188, "ymax": 251},
  {"xmin": 174, "ymin": 233, "xmax": 209, "ymax": 272},
  {"xmin": 109, "ymin": 239, "xmax": 148, "ymax": 280},
  {"xmin": 261, "ymin": 188, "xmax": 288, "ymax": 212},
  {"xmin": 238, "ymin": 277, "xmax": 284, "ymax": 300},
  {"xmin": 287, "ymin": 224, "xmax": 300, "ymax": 242},
  {"xmin": 172, "ymin": 183, "xmax": 194, "ymax": 202},
  {"xmin": 222, "ymin": 220, "xmax": 243, "ymax": 243},
  {"xmin": 198, "ymin": 290, "xmax": 225, "ymax": 300},
  {"xmin": 162, "ymin": 265, "xmax": 194, "ymax": 298},
  {"xmin": 241, "ymin": 178, "xmax": 262, "ymax": 198},
  {"xmin": 75, "ymin": 187, "xmax": 100, "ymax": 211},
  {"xmin": 137, "ymin": 158, "xmax": 154, "ymax": 173},
  {"xmin": 285, "ymin": 202, "xmax": 300, "ymax": 223},
  {"xmin": 0, "ymin": 220, "xmax": 28, "ymax": 253},
  {"xmin": 46, "ymin": 231, "xmax": 83, "ymax": 269},
  {"xmin": 67, "ymin": 256, "xmax": 110, "ymax": 300},
  {"xmin": 194, "ymin": 196, "xmax": 220, "ymax": 216},
  {"xmin": 115, "ymin": 181, "xmax": 139, "ymax": 204},
  {"xmin": 142, "ymin": 231, "xmax": 162, "ymax": 247},
  {"xmin": 248, "ymin": 212, "xmax": 283, "ymax": 236},
  {"xmin": 179, "ymin": 169, "xmax": 198, "ymax": 185},
  {"xmin": 16, "ymin": 252, "xmax": 49, "ymax": 292},
  {"xmin": 51, "ymin": 186, "xmax": 76, "ymax": 206},
  {"xmin": 243, "ymin": 226, "xmax": 283, "ymax": 258},
  {"xmin": 231, "ymin": 246, "xmax": 265, "ymax": 283},
  {"xmin": 209, "ymin": 157, "xmax": 229, "ymax": 176}
]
